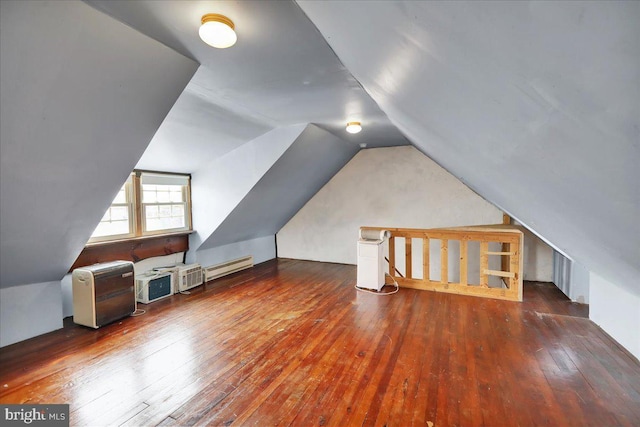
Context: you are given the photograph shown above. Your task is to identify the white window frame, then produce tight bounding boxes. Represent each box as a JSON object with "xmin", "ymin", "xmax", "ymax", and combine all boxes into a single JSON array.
[
  {"xmin": 139, "ymin": 172, "xmax": 192, "ymax": 236},
  {"xmin": 88, "ymin": 176, "xmax": 135, "ymax": 243},
  {"xmin": 87, "ymin": 171, "xmax": 192, "ymax": 244}
]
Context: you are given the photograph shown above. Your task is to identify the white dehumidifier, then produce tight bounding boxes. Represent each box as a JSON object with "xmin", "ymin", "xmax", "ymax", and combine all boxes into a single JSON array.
[{"xmin": 356, "ymin": 229, "xmax": 390, "ymax": 291}]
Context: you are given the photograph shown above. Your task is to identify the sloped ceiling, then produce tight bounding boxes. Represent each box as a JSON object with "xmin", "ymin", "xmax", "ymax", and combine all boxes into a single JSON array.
[
  {"xmin": 0, "ymin": 1, "xmax": 198, "ymax": 288},
  {"xmin": 135, "ymin": 70, "xmax": 272, "ymax": 173},
  {"xmin": 297, "ymin": 1, "xmax": 640, "ymax": 295},
  {"xmin": 189, "ymin": 124, "xmax": 308, "ymax": 251},
  {"xmin": 200, "ymin": 124, "xmax": 359, "ymax": 249},
  {"xmin": 4, "ymin": 0, "xmax": 636, "ymax": 300},
  {"xmin": 86, "ymin": 0, "xmax": 410, "ymax": 176},
  {"xmin": 85, "ymin": 0, "xmax": 409, "ymax": 253}
]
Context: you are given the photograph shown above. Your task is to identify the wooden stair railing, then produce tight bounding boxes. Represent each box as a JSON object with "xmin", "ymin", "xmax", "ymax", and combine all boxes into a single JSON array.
[{"xmin": 361, "ymin": 224, "xmax": 524, "ymax": 302}]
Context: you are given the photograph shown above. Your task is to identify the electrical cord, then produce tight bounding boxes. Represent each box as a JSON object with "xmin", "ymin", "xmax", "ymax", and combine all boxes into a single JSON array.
[{"xmin": 354, "ymin": 273, "xmax": 399, "ymax": 296}]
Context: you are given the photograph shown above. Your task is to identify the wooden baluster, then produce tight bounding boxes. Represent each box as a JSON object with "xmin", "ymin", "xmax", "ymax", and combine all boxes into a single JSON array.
[
  {"xmin": 510, "ymin": 236, "xmax": 522, "ymax": 299},
  {"xmin": 480, "ymin": 241, "xmax": 489, "ymax": 288},
  {"xmin": 460, "ymin": 239, "xmax": 468, "ymax": 286},
  {"xmin": 405, "ymin": 237, "xmax": 412, "ymax": 279},
  {"xmin": 502, "ymin": 241, "xmax": 510, "ymax": 289},
  {"xmin": 423, "ymin": 237, "xmax": 430, "ymax": 283},
  {"xmin": 440, "ymin": 240, "xmax": 448, "ymax": 284},
  {"xmin": 501, "ymin": 240, "xmax": 509, "ymax": 273},
  {"xmin": 389, "ymin": 236, "xmax": 395, "ymax": 277}
]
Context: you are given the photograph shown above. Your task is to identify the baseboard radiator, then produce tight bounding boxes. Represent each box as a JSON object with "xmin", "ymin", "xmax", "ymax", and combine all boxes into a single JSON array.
[{"xmin": 204, "ymin": 255, "xmax": 254, "ymax": 282}]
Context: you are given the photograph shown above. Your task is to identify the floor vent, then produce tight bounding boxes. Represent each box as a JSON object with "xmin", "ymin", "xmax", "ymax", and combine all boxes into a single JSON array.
[{"xmin": 204, "ymin": 256, "xmax": 254, "ymax": 282}]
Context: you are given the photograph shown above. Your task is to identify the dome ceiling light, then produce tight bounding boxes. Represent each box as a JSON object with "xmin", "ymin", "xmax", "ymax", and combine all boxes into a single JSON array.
[
  {"xmin": 199, "ymin": 14, "xmax": 237, "ymax": 48},
  {"xmin": 346, "ymin": 122, "xmax": 362, "ymax": 134}
]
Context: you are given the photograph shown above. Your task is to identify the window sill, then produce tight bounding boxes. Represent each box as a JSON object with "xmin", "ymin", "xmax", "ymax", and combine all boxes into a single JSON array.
[{"xmin": 85, "ymin": 230, "xmax": 194, "ymax": 247}]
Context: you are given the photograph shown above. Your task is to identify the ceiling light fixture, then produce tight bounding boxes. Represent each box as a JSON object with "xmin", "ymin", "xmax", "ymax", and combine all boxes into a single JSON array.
[
  {"xmin": 346, "ymin": 122, "xmax": 362, "ymax": 134},
  {"xmin": 199, "ymin": 14, "xmax": 237, "ymax": 48}
]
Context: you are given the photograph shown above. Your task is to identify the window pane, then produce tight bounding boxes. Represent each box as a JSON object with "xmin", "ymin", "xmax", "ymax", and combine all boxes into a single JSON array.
[
  {"xmin": 172, "ymin": 205, "xmax": 184, "ymax": 216},
  {"xmin": 170, "ymin": 217, "xmax": 184, "ymax": 228},
  {"xmin": 143, "ymin": 190, "xmax": 157, "ymax": 203},
  {"xmin": 92, "ymin": 219, "xmax": 129, "ymax": 238},
  {"xmin": 108, "ymin": 220, "xmax": 130, "ymax": 236},
  {"xmin": 146, "ymin": 205, "xmax": 159, "ymax": 219},
  {"xmin": 146, "ymin": 218, "xmax": 162, "ymax": 232},
  {"xmin": 90, "ymin": 179, "xmax": 133, "ymax": 240},
  {"xmin": 144, "ymin": 203, "xmax": 186, "ymax": 232},
  {"xmin": 157, "ymin": 190, "xmax": 171, "ymax": 203},
  {"xmin": 146, "ymin": 217, "xmax": 175, "ymax": 232},
  {"xmin": 110, "ymin": 206, "xmax": 128, "ymax": 221},
  {"xmin": 113, "ymin": 189, "xmax": 127, "ymax": 204},
  {"xmin": 91, "ymin": 222, "xmax": 111, "ymax": 238},
  {"xmin": 170, "ymin": 189, "xmax": 183, "ymax": 203}
]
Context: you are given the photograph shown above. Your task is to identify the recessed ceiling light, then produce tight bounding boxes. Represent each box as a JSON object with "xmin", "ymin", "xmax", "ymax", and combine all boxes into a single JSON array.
[
  {"xmin": 199, "ymin": 14, "xmax": 237, "ymax": 48},
  {"xmin": 346, "ymin": 122, "xmax": 362, "ymax": 134}
]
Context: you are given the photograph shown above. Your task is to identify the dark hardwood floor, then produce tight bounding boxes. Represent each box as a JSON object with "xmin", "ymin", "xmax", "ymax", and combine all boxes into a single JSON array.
[{"xmin": 1, "ymin": 259, "xmax": 639, "ymax": 426}]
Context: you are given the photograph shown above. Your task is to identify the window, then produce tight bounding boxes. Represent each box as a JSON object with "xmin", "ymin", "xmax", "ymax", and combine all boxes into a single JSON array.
[
  {"xmin": 140, "ymin": 172, "xmax": 190, "ymax": 234},
  {"xmin": 90, "ymin": 176, "xmax": 134, "ymax": 241},
  {"xmin": 89, "ymin": 171, "xmax": 191, "ymax": 243}
]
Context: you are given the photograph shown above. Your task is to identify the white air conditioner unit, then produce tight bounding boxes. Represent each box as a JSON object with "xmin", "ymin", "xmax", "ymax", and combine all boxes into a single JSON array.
[
  {"xmin": 136, "ymin": 272, "xmax": 173, "ymax": 304},
  {"xmin": 177, "ymin": 263, "xmax": 203, "ymax": 292},
  {"xmin": 152, "ymin": 266, "xmax": 180, "ymax": 294},
  {"xmin": 204, "ymin": 255, "xmax": 253, "ymax": 282}
]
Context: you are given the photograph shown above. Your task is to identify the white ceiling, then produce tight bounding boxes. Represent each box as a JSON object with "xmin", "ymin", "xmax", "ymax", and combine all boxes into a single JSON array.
[
  {"xmin": 82, "ymin": 0, "xmax": 639, "ymax": 295},
  {"xmin": 297, "ymin": 1, "xmax": 640, "ymax": 295},
  {"xmin": 85, "ymin": 0, "xmax": 410, "ymax": 173}
]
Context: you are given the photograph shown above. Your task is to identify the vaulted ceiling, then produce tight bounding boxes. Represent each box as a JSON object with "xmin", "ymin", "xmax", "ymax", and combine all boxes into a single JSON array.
[
  {"xmin": 296, "ymin": 1, "xmax": 639, "ymax": 296},
  {"xmin": 86, "ymin": 0, "xmax": 410, "ymax": 173},
  {"xmin": 88, "ymin": 0, "xmax": 640, "ymax": 296},
  {"xmin": 1, "ymin": 0, "xmax": 637, "ymax": 300}
]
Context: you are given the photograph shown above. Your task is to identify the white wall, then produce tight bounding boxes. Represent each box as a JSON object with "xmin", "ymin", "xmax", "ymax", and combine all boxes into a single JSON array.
[
  {"xmin": 517, "ymin": 222, "xmax": 554, "ymax": 282},
  {"xmin": 0, "ymin": 282, "xmax": 63, "ymax": 347},
  {"xmin": 279, "ymin": 146, "xmax": 539, "ymax": 276},
  {"xmin": 590, "ymin": 272, "xmax": 640, "ymax": 361}
]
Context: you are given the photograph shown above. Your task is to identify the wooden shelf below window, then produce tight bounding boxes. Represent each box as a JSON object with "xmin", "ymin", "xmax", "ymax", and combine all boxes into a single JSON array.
[{"xmin": 70, "ymin": 233, "xmax": 190, "ymax": 272}]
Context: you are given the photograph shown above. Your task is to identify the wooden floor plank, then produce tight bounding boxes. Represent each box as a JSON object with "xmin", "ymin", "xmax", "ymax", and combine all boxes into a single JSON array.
[{"xmin": 1, "ymin": 259, "xmax": 639, "ymax": 426}]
